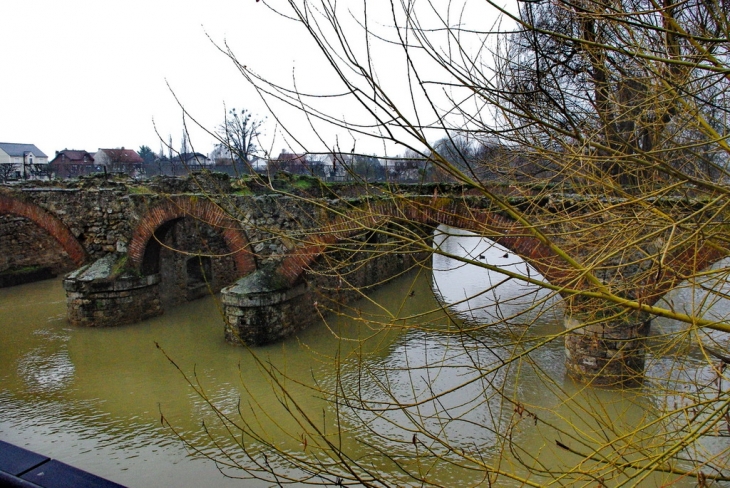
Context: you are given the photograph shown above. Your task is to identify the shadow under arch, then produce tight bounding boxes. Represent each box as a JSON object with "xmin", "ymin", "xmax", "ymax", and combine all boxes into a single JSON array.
[
  {"xmin": 0, "ymin": 194, "xmax": 87, "ymax": 267},
  {"xmin": 127, "ymin": 196, "xmax": 256, "ymax": 277}
]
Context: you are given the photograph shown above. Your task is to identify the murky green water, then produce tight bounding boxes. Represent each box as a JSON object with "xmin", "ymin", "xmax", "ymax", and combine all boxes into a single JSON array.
[
  {"xmin": 0, "ymin": 265, "xmax": 449, "ymax": 486},
  {"xmin": 0, "ymin": 227, "xmax": 722, "ymax": 486}
]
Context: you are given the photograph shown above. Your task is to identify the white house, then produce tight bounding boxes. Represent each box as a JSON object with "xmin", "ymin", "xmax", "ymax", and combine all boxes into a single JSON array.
[
  {"xmin": 322, "ymin": 152, "xmax": 354, "ymax": 180},
  {"xmin": 211, "ymin": 143, "xmax": 268, "ymax": 174},
  {"xmin": 170, "ymin": 152, "xmax": 214, "ymax": 167},
  {"xmin": 210, "ymin": 144, "xmax": 265, "ymax": 168},
  {"xmin": 210, "ymin": 144, "xmax": 235, "ymax": 165},
  {"xmin": 0, "ymin": 142, "xmax": 49, "ymax": 180}
]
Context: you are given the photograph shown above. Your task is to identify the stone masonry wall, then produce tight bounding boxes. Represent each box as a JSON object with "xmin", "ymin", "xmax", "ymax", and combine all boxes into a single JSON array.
[
  {"xmin": 0, "ymin": 215, "xmax": 75, "ymax": 275},
  {"xmin": 223, "ymin": 226, "xmax": 429, "ymax": 345},
  {"xmin": 223, "ymin": 194, "xmax": 329, "ymax": 262},
  {"xmin": 158, "ymin": 217, "xmax": 240, "ymax": 307},
  {"xmin": 17, "ymin": 187, "xmax": 136, "ymax": 257}
]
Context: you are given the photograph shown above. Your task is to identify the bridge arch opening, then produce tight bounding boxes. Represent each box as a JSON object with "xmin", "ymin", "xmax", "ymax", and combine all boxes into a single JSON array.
[
  {"xmin": 269, "ymin": 216, "xmax": 565, "ymax": 325},
  {"xmin": 140, "ymin": 216, "xmax": 244, "ymax": 306},
  {"xmin": 0, "ymin": 195, "xmax": 86, "ymax": 285},
  {"xmin": 432, "ymin": 225, "xmax": 562, "ymax": 327},
  {"xmin": 128, "ymin": 197, "xmax": 256, "ymax": 278},
  {"xmin": 274, "ymin": 201, "xmax": 570, "ymax": 291},
  {"xmin": 653, "ymin": 257, "xmax": 730, "ymax": 336}
]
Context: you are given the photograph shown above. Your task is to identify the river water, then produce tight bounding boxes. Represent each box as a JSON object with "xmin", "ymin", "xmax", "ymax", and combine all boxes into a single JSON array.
[{"xmin": 0, "ymin": 226, "xmax": 725, "ymax": 486}]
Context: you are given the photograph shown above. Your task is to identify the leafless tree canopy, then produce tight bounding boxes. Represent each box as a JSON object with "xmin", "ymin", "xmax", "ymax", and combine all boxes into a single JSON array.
[{"xmin": 161, "ymin": 0, "xmax": 730, "ymax": 485}]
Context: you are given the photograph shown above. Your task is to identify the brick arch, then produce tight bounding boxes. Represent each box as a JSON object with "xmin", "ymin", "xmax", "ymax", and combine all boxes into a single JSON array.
[
  {"xmin": 272, "ymin": 197, "xmax": 730, "ymax": 308},
  {"xmin": 643, "ymin": 242, "xmax": 729, "ymax": 306},
  {"xmin": 127, "ymin": 196, "xmax": 256, "ymax": 276},
  {"xmin": 0, "ymin": 194, "xmax": 87, "ymax": 266},
  {"xmin": 274, "ymin": 199, "xmax": 572, "ymax": 290}
]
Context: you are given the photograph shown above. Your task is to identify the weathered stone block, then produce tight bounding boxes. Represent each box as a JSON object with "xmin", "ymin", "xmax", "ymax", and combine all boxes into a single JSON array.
[
  {"xmin": 64, "ymin": 254, "xmax": 163, "ymax": 327},
  {"xmin": 564, "ymin": 311, "xmax": 651, "ymax": 386},
  {"xmin": 223, "ymin": 243, "xmax": 424, "ymax": 346}
]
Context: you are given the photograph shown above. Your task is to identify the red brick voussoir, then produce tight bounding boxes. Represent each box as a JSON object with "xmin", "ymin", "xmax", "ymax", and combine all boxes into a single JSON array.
[
  {"xmin": 0, "ymin": 194, "xmax": 87, "ymax": 266},
  {"xmin": 272, "ymin": 198, "xmax": 575, "ymax": 290},
  {"xmin": 127, "ymin": 196, "xmax": 256, "ymax": 276}
]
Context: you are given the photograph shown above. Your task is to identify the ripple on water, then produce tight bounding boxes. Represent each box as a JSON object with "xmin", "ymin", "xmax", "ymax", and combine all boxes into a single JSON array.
[
  {"xmin": 31, "ymin": 326, "xmax": 71, "ymax": 342},
  {"xmin": 16, "ymin": 349, "xmax": 75, "ymax": 394}
]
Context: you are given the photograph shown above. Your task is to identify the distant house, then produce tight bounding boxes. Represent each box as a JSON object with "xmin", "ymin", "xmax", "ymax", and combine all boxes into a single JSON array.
[
  {"xmin": 210, "ymin": 144, "xmax": 236, "ymax": 166},
  {"xmin": 322, "ymin": 152, "xmax": 354, "ymax": 181},
  {"xmin": 0, "ymin": 142, "xmax": 49, "ymax": 181},
  {"xmin": 269, "ymin": 150, "xmax": 314, "ymax": 175},
  {"xmin": 248, "ymin": 156, "xmax": 268, "ymax": 172},
  {"xmin": 49, "ymin": 149, "xmax": 97, "ymax": 179},
  {"xmin": 210, "ymin": 144, "xmax": 266, "ymax": 175},
  {"xmin": 170, "ymin": 152, "xmax": 213, "ymax": 168},
  {"xmin": 94, "ymin": 148, "xmax": 144, "ymax": 177}
]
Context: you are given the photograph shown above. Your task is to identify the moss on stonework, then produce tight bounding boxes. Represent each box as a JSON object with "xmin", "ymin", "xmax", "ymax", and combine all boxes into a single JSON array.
[
  {"xmin": 128, "ymin": 185, "xmax": 154, "ymax": 195},
  {"xmin": 110, "ymin": 255, "xmax": 130, "ymax": 277},
  {"xmin": 0, "ymin": 265, "xmax": 43, "ymax": 276},
  {"xmin": 291, "ymin": 175, "xmax": 315, "ymax": 190},
  {"xmin": 231, "ymin": 262, "xmax": 291, "ymax": 294}
]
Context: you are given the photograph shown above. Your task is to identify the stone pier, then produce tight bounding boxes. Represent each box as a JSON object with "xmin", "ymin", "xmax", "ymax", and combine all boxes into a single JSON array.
[
  {"xmin": 564, "ymin": 308, "xmax": 651, "ymax": 386},
  {"xmin": 64, "ymin": 254, "xmax": 162, "ymax": 327},
  {"xmin": 222, "ymin": 234, "xmax": 425, "ymax": 346},
  {"xmin": 221, "ymin": 264, "xmax": 312, "ymax": 346}
]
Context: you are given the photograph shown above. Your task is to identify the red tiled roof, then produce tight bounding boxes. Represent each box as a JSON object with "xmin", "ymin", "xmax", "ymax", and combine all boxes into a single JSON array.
[
  {"xmin": 50, "ymin": 149, "xmax": 94, "ymax": 164},
  {"xmin": 53, "ymin": 150, "xmax": 93, "ymax": 162},
  {"xmin": 99, "ymin": 148, "xmax": 144, "ymax": 163},
  {"xmin": 273, "ymin": 152, "xmax": 308, "ymax": 163}
]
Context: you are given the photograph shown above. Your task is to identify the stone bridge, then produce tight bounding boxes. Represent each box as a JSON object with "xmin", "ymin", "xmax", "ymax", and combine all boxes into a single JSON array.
[{"xmin": 1, "ymin": 174, "xmax": 726, "ymax": 385}]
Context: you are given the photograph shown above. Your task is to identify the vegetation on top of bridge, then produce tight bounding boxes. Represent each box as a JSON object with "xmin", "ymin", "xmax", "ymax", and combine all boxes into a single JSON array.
[
  {"xmin": 2, "ymin": 170, "xmax": 516, "ymax": 198},
  {"xmin": 4, "ymin": 170, "xmax": 720, "ymax": 215}
]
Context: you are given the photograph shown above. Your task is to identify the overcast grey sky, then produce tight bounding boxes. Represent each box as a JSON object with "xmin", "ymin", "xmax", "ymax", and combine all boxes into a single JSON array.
[
  {"xmin": 2, "ymin": 1, "xmax": 505, "ymax": 160},
  {"xmin": 0, "ymin": 0, "xmax": 328, "ymax": 158}
]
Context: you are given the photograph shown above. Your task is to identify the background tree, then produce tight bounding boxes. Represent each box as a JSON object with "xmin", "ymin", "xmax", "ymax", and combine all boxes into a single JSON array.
[
  {"xmin": 431, "ymin": 134, "xmax": 477, "ymax": 180},
  {"xmin": 352, "ymin": 154, "xmax": 384, "ymax": 181},
  {"xmin": 216, "ymin": 108, "xmax": 264, "ymax": 175},
  {"xmin": 0, "ymin": 163, "xmax": 17, "ymax": 183},
  {"xmin": 180, "ymin": 131, "xmax": 189, "ymax": 158},
  {"xmin": 137, "ymin": 145, "xmax": 155, "ymax": 165}
]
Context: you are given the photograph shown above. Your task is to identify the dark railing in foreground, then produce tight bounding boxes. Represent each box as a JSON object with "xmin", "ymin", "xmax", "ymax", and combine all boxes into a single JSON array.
[{"xmin": 0, "ymin": 440, "xmax": 125, "ymax": 488}]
